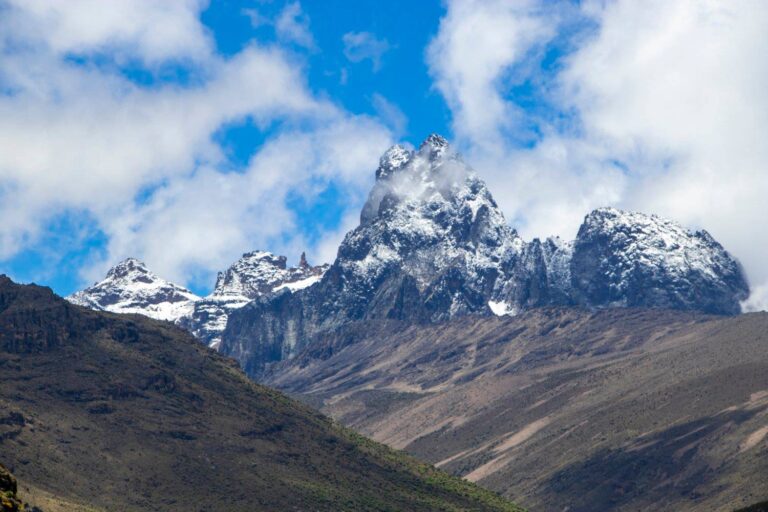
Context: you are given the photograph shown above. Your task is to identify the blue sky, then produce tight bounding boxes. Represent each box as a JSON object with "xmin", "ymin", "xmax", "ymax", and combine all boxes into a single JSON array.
[
  {"xmin": 0, "ymin": 0, "xmax": 766, "ymax": 309},
  {"xmin": 202, "ymin": 0, "xmax": 452, "ymax": 159}
]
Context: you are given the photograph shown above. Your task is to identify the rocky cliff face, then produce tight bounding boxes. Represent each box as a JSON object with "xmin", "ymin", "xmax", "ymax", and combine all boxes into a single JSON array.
[
  {"xmin": 220, "ymin": 135, "xmax": 750, "ymax": 378},
  {"xmin": 180, "ymin": 251, "xmax": 327, "ymax": 348},
  {"xmin": 222, "ymin": 135, "xmax": 524, "ymax": 376}
]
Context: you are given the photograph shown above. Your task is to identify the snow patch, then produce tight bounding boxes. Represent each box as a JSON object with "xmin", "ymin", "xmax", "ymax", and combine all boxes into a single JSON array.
[
  {"xmin": 274, "ymin": 274, "xmax": 322, "ymax": 292},
  {"xmin": 488, "ymin": 301, "xmax": 517, "ymax": 317}
]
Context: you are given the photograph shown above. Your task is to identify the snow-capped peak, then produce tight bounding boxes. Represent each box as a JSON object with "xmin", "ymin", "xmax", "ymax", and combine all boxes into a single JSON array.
[
  {"xmin": 104, "ymin": 257, "xmax": 150, "ymax": 279},
  {"xmin": 578, "ymin": 207, "xmax": 730, "ymax": 280},
  {"xmin": 419, "ymin": 133, "xmax": 449, "ymax": 155},
  {"xmin": 212, "ymin": 251, "xmax": 290, "ymax": 300},
  {"xmin": 180, "ymin": 251, "xmax": 329, "ymax": 349},
  {"xmin": 69, "ymin": 251, "xmax": 331, "ymax": 350},
  {"xmin": 67, "ymin": 258, "xmax": 200, "ymax": 322},
  {"xmin": 338, "ymin": 135, "xmax": 524, "ymax": 319},
  {"xmin": 377, "ymin": 144, "xmax": 412, "ymax": 180},
  {"xmin": 216, "ymin": 135, "xmax": 750, "ymax": 377},
  {"xmin": 570, "ymin": 207, "xmax": 749, "ymax": 314}
]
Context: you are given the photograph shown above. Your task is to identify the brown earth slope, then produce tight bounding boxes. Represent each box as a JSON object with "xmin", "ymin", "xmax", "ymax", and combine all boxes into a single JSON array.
[
  {"xmin": 266, "ymin": 308, "xmax": 768, "ymax": 511},
  {"xmin": 0, "ymin": 276, "xmax": 522, "ymax": 512}
]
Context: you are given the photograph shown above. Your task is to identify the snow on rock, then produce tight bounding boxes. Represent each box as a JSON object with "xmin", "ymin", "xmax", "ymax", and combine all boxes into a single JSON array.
[
  {"xmin": 68, "ymin": 134, "xmax": 750, "ymax": 377},
  {"xmin": 570, "ymin": 207, "xmax": 749, "ymax": 314},
  {"xmin": 222, "ymin": 134, "xmax": 533, "ymax": 376},
  {"xmin": 273, "ymin": 274, "xmax": 323, "ymax": 293},
  {"xmin": 69, "ymin": 252, "xmax": 328, "ymax": 350},
  {"xmin": 67, "ymin": 258, "xmax": 200, "ymax": 322},
  {"xmin": 343, "ymin": 132, "xmax": 525, "ymax": 319},
  {"xmin": 488, "ymin": 301, "xmax": 517, "ymax": 316},
  {"xmin": 182, "ymin": 251, "xmax": 328, "ymax": 348},
  {"xmin": 220, "ymin": 134, "xmax": 750, "ymax": 378}
]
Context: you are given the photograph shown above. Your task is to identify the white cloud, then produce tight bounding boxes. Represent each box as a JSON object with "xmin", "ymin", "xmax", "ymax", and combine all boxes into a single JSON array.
[
  {"xmin": 243, "ymin": 7, "xmax": 268, "ymax": 29},
  {"xmin": 0, "ymin": 0, "xmax": 393, "ymax": 291},
  {"xmin": 0, "ymin": 42, "xmax": 325, "ymax": 253},
  {"xmin": 275, "ymin": 1, "xmax": 315, "ymax": 49},
  {"xmin": 3, "ymin": 0, "xmax": 212, "ymax": 64},
  {"xmin": 742, "ymin": 284, "xmax": 768, "ymax": 313},
  {"xmin": 96, "ymin": 117, "xmax": 391, "ymax": 285},
  {"xmin": 427, "ymin": 0, "xmax": 555, "ymax": 154},
  {"xmin": 371, "ymin": 93, "xmax": 407, "ymax": 136},
  {"xmin": 342, "ymin": 32, "xmax": 390, "ymax": 72},
  {"xmin": 428, "ymin": 0, "xmax": 768, "ymax": 310}
]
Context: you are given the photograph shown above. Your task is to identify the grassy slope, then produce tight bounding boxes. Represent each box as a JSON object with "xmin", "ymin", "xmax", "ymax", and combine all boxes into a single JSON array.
[{"xmin": 0, "ymin": 276, "xmax": 522, "ymax": 512}]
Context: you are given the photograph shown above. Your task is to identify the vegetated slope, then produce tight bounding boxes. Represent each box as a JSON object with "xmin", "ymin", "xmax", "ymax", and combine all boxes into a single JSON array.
[
  {"xmin": 1, "ymin": 464, "xmax": 27, "ymax": 511},
  {"xmin": 265, "ymin": 308, "xmax": 768, "ymax": 512},
  {"xmin": 0, "ymin": 276, "xmax": 522, "ymax": 512}
]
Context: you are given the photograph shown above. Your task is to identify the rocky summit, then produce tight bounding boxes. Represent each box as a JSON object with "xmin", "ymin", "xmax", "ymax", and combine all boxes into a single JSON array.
[
  {"xmin": 67, "ymin": 257, "xmax": 201, "ymax": 322},
  {"xmin": 569, "ymin": 207, "xmax": 749, "ymax": 314},
  {"xmin": 179, "ymin": 251, "xmax": 327, "ymax": 348},
  {"xmin": 67, "ymin": 252, "xmax": 327, "ymax": 349},
  {"xmin": 220, "ymin": 135, "xmax": 749, "ymax": 378}
]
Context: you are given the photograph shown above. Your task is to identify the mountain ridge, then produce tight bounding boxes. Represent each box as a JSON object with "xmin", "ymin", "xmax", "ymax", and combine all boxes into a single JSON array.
[
  {"xmin": 66, "ymin": 135, "xmax": 750, "ymax": 377},
  {"xmin": 219, "ymin": 134, "xmax": 749, "ymax": 378},
  {"xmin": 67, "ymin": 251, "xmax": 328, "ymax": 349}
]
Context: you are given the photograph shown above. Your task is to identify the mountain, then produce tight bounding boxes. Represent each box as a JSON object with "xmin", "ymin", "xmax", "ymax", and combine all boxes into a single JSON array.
[
  {"xmin": 67, "ymin": 257, "xmax": 200, "ymax": 322},
  {"xmin": 0, "ymin": 276, "xmax": 521, "ymax": 512},
  {"xmin": 68, "ymin": 252, "xmax": 328, "ymax": 349},
  {"xmin": 180, "ymin": 251, "xmax": 327, "ymax": 348},
  {"xmin": 264, "ymin": 308, "xmax": 768, "ymax": 512},
  {"xmin": 568, "ymin": 207, "xmax": 749, "ymax": 314},
  {"xmin": 220, "ymin": 134, "xmax": 749, "ymax": 378}
]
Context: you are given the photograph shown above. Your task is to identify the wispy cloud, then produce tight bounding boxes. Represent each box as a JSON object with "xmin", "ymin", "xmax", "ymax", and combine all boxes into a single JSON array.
[
  {"xmin": 275, "ymin": 1, "xmax": 315, "ymax": 49},
  {"xmin": 342, "ymin": 31, "xmax": 391, "ymax": 72},
  {"xmin": 371, "ymin": 93, "xmax": 407, "ymax": 136}
]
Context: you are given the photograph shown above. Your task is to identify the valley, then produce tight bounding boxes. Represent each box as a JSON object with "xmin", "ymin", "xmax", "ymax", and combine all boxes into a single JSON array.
[{"xmin": 264, "ymin": 308, "xmax": 768, "ymax": 511}]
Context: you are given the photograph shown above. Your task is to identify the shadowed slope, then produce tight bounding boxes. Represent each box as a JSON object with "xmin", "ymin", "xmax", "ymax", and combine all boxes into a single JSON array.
[{"xmin": 0, "ymin": 276, "xmax": 521, "ymax": 512}]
